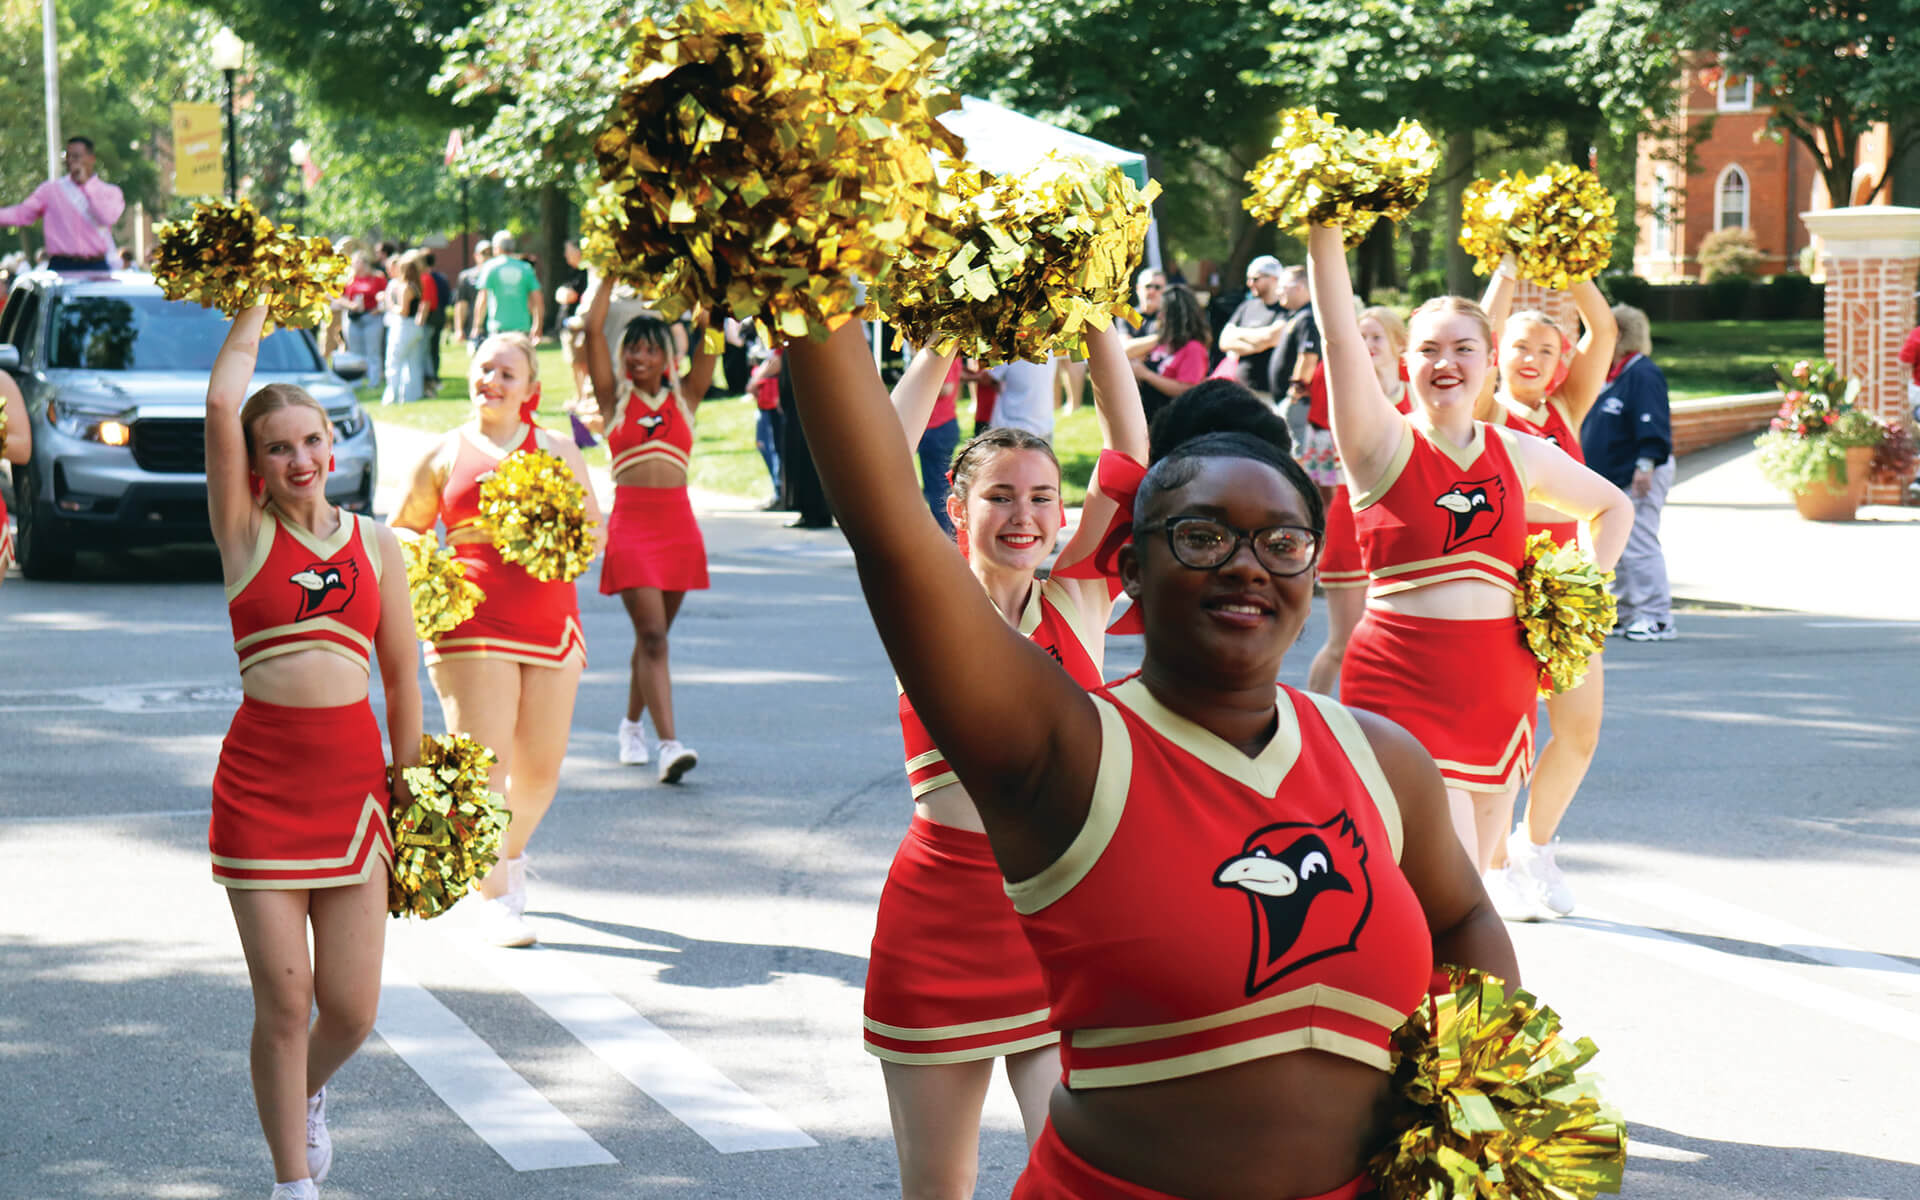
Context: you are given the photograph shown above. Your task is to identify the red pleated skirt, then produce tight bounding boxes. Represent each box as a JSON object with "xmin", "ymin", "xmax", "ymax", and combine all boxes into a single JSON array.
[
  {"xmin": 1013, "ymin": 1122, "xmax": 1374, "ymax": 1199},
  {"xmin": 600, "ymin": 484, "xmax": 709, "ymax": 594},
  {"xmin": 426, "ymin": 541, "xmax": 586, "ymax": 668},
  {"xmin": 1340, "ymin": 609, "xmax": 1537, "ymax": 793},
  {"xmin": 210, "ymin": 696, "xmax": 392, "ymax": 890},
  {"xmin": 862, "ymin": 815, "xmax": 1058, "ymax": 1064}
]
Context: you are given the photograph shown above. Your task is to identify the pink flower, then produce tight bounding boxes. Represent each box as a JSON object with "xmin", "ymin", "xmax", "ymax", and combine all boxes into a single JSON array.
[
  {"xmin": 1824, "ymin": 413, "xmax": 1838, "ymax": 425},
  {"xmin": 1770, "ymin": 418, "xmax": 1784, "ymax": 431},
  {"xmin": 1792, "ymin": 360, "xmax": 1811, "ymax": 381}
]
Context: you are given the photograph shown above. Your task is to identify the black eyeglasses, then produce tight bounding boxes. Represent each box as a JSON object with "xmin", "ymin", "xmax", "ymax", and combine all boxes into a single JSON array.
[{"xmin": 1135, "ymin": 517, "xmax": 1321, "ymax": 576}]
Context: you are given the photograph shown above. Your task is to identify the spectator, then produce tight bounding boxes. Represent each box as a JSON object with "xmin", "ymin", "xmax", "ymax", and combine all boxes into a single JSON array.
[
  {"xmin": 722, "ymin": 317, "xmax": 752, "ymax": 396},
  {"xmin": 985, "ymin": 356, "xmax": 1056, "ymax": 441},
  {"xmin": 1128, "ymin": 267, "xmax": 1166, "ymax": 337},
  {"xmin": 778, "ymin": 354, "xmax": 834, "ymax": 528},
  {"xmin": 969, "ymin": 358, "xmax": 1000, "ymax": 436},
  {"xmin": 554, "ymin": 241, "xmax": 591, "ymax": 409},
  {"xmin": 0, "ymin": 136, "xmax": 124, "ymax": 270},
  {"xmin": 746, "ymin": 345, "xmax": 785, "ymax": 508},
  {"xmin": 470, "ymin": 231, "xmax": 543, "ymax": 341},
  {"xmin": 421, "ymin": 250, "xmax": 451, "ymax": 395},
  {"xmin": 454, "ymin": 237, "xmax": 495, "ymax": 351},
  {"xmin": 341, "ymin": 253, "xmax": 387, "ymax": 384},
  {"xmin": 1582, "ymin": 303, "xmax": 1675, "ymax": 642},
  {"xmin": 382, "ymin": 252, "xmax": 429, "ymax": 406},
  {"xmin": 1268, "ymin": 265, "xmax": 1319, "ymax": 446},
  {"xmin": 1215, "ymin": 255, "xmax": 1288, "ymax": 399},
  {"xmin": 917, "ymin": 358, "xmax": 965, "ymax": 533},
  {"xmin": 1128, "ymin": 283, "xmax": 1211, "ymax": 424},
  {"xmin": 1900, "ymin": 316, "xmax": 1920, "ymax": 420}
]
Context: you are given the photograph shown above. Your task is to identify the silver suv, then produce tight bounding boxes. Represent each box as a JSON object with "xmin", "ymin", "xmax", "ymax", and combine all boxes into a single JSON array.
[{"xmin": 0, "ymin": 270, "xmax": 376, "ymax": 579}]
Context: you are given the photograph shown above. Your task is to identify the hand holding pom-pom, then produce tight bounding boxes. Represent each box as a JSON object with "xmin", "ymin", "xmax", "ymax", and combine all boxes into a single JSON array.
[
  {"xmin": 1516, "ymin": 531, "xmax": 1617, "ymax": 696},
  {"xmin": 151, "ymin": 199, "xmax": 347, "ymax": 334},
  {"xmin": 478, "ymin": 449, "xmax": 597, "ymax": 583},
  {"xmin": 399, "ymin": 534, "xmax": 486, "ymax": 642},
  {"xmin": 1243, "ymin": 108, "xmax": 1437, "ymax": 247},
  {"xmin": 1460, "ymin": 166, "xmax": 1617, "ymax": 290},
  {"xmin": 388, "ymin": 734, "xmax": 510, "ymax": 920},
  {"xmin": 877, "ymin": 154, "xmax": 1159, "ymax": 364}
]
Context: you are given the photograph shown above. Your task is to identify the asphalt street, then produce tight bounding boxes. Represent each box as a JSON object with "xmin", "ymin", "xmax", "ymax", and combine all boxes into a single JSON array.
[{"xmin": 1, "ymin": 472, "xmax": 1916, "ymax": 1199}]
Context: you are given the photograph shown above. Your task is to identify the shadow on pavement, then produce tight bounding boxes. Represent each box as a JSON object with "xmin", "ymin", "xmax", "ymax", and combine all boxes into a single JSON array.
[
  {"xmin": 531, "ymin": 912, "xmax": 868, "ymax": 990},
  {"xmin": 1627, "ymin": 1123, "xmax": 1919, "ymax": 1199}
]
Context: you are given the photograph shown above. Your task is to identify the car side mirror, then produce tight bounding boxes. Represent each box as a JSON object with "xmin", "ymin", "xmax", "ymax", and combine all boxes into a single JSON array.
[
  {"xmin": 331, "ymin": 351, "xmax": 368, "ymax": 382},
  {"xmin": 0, "ymin": 345, "xmax": 19, "ymax": 372}
]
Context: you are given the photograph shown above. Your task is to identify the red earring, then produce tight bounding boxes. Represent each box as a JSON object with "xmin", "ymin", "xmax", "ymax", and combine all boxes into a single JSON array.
[
  {"xmin": 327, "ymin": 454, "xmax": 336, "ymax": 473},
  {"xmin": 248, "ymin": 471, "xmax": 264, "ymax": 498}
]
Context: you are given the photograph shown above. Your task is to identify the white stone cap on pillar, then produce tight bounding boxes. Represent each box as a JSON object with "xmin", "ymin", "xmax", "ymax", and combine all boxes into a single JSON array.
[{"xmin": 1801, "ymin": 206, "xmax": 1920, "ymax": 258}]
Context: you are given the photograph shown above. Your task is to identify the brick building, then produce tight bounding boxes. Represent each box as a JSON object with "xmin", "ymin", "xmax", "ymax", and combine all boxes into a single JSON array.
[{"xmin": 1632, "ymin": 60, "xmax": 1918, "ymax": 281}]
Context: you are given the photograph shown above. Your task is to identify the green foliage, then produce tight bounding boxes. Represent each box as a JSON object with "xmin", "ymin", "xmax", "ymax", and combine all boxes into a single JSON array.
[
  {"xmin": 1703, "ymin": 275, "xmax": 1752, "ymax": 319},
  {"xmin": 1696, "ymin": 227, "xmax": 1763, "ymax": 283},
  {"xmin": 1598, "ymin": 273, "xmax": 1653, "ymax": 311},
  {"xmin": 1763, "ymin": 272, "xmax": 1816, "ymax": 320}
]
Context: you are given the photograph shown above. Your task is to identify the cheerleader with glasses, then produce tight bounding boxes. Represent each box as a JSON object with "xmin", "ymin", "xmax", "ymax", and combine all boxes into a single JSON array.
[{"xmin": 205, "ymin": 305, "xmax": 422, "ymax": 1199}]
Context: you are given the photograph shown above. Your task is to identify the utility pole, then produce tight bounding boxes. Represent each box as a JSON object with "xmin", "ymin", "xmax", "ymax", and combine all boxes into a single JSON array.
[{"xmin": 42, "ymin": 0, "xmax": 61, "ymax": 180}]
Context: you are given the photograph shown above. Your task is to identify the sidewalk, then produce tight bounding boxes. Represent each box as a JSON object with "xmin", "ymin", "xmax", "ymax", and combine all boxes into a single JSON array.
[{"xmin": 1663, "ymin": 438, "xmax": 1920, "ymax": 621}]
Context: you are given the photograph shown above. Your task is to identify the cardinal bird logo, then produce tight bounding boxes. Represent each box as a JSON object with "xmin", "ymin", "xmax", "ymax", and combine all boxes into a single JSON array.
[
  {"xmin": 1433, "ymin": 475, "xmax": 1506, "ymax": 553},
  {"xmin": 1215, "ymin": 812, "xmax": 1373, "ymax": 997},
  {"xmin": 634, "ymin": 413, "xmax": 668, "ymax": 441},
  {"xmin": 289, "ymin": 557, "xmax": 360, "ymax": 620}
]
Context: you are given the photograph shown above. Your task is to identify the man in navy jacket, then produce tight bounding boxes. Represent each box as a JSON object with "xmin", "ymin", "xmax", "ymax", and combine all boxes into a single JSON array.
[{"xmin": 1582, "ymin": 303, "xmax": 1675, "ymax": 641}]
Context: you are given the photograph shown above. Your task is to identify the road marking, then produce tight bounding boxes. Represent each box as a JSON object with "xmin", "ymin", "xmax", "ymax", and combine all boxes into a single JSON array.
[
  {"xmin": 3, "ymin": 807, "xmax": 209, "ymax": 824},
  {"xmin": 1802, "ymin": 620, "xmax": 1920, "ymax": 628},
  {"xmin": 449, "ymin": 938, "xmax": 819, "ymax": 1154},
  {"xmin": 376, "ymin": 956, "xmax": 618, "ymax": 1172},
  {"xmin": 1628, "ymin": 1140, "xmax": 1709, "ymax": 1164}
]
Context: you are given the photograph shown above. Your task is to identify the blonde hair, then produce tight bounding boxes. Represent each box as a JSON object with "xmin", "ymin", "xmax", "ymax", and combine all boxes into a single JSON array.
[
  {"xmin": 1358, "ymin": 306, "xmax": 1408, "ymax": 357},
  {"xmin": 1611, "ymin": 304, "xmax": 1651, "ymax": 357},
  {"xmin": 1408, "ymin": 295, "xmax": 1493, "ymax": 345},
  {"xmin": 240, "ymin": 383, "xmax": 331, "ymax": 456},
  {"xmin": 473, "ymin": 331, "xmax": 538, "ymax": 378}
]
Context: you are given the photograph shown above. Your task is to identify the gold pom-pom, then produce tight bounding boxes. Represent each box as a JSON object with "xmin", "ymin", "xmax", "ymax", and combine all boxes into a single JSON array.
[
  {"xmin": 1460, "ymin": 166, "xmax": 1618, "ymax": 289},
  {"xmin": 388, "ymin": 734, "xmax": 510, "ymax": 920},
  {"xmin": 1516, "ymin": 531, "xmax": 1617, "ymax": 696},
  {"xmin": 477, "ymin": 448, "xmax": 596, "ymax": 583},
  {"xmin": 876, "ymin": 154, "xmax": 1160, "ymax": 363},
  {"xmin": 151, "ymin": 199, "xmax": 347, "ymax": 334},
  {"xmin": 400, "ymin": 534, "xmax": 486, "ymax": 642},
  {"xmin": 1243, "ymin": 108, "xmax": 1438, "ymax": 247},
  {"xmin": 586, "ymin": 0, "xmax": 965, "ymax": 345},
  {"xmin": 1372, "ymin": 965, "xmax": 1627, "ymax": 1199}
]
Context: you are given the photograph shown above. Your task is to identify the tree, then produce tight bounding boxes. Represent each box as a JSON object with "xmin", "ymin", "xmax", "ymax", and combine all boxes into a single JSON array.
[{"xmin": 1668, "ymin": 0, "xmax": 1920, "ymax": 207}]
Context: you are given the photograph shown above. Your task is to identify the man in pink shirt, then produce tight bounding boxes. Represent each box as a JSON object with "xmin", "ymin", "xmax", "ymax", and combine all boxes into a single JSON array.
[{"xmin": 0, "ymin": 137, "xmax": 125, "ymax": 271}]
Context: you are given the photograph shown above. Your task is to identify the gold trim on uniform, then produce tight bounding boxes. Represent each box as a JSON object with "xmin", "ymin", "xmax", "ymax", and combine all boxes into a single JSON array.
[
  {"xmin": 211, "ymin": 794, "xmax": 391, "ymax": 890},
  {"xmin": 1427, "ymin": 716, "xmax": 1534, "ymax": 792},
  {"xmin": 224, "ymin": 510, "xmax": 280, "ymax": 601},
  {"xmin": 863, "ymin": 1031, "xmax": 1061, "ymax": 1066},
  {"xmin": 460, "ymin": 422, "xmax": 527, "ymax": 462},
  {"xmin": 427, "ymin": 615, "xmax": 588, "ymax": 666},
  {"xmin": 1299, "ymin": 693, "xmax": 1404, "ymax": 863},
  {"xmin": 1349, "ymin": 421, "xmax": 1414, "ymax": 510},
  {"xmin": 1107, "ymin": 677, "xmax": 1302, "ymax": 797},
  {"xmin": 1069, "ymin": 982, "xmax": 1405, "ymax": 1050},
  {"xmin": 1416, "ymin": 419, "xmax": 1486, "ymax": 472},
  {"xmin": 1317, "ymin": 571, "xmax": 1371, "ymax": 591},
  {"xmin": 864, "ymin": 1007, "xmax": 1054, "ymax": 1042},
  {"xmin": 1006, "ymin": 696, "xmax": 1132, "ymax": 915},
  {"xmin": 909, "ymin": 770, "xmax": 959, "ymax": 799},
  {"xmin": 1066, "ymin": 1027, "xmax": 1391, "ymax": 1089},
  {"xmin": 610, "ymin": 441, "xmax": 693, "ymax": 475},
  {"xmin": 1485, "ymin": 423, "xmax": 1532, "ymax": 493}
]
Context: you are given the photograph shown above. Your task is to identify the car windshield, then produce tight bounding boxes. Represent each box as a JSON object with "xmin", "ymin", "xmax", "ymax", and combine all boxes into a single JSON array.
[{"xmin": 47, "ymin": 293, "xmax": 319, "ymax": 373}]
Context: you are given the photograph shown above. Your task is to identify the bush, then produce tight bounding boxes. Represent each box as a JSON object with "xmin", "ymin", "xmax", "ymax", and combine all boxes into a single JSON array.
[
  {"xmin": 1705, "ymin": 274, "xmax": 1753, "ymax": 319},
  {"xmin": 1765, "ymin": 272, "xmax": 1817, "ymax": 319},
  {"xmin": 1697, "ymin": 227, "xmax": 1764, "ymax": 283},
  {"xmin": 1598, "ymin": 272, "xmax": 1652, "ymax": 311}
]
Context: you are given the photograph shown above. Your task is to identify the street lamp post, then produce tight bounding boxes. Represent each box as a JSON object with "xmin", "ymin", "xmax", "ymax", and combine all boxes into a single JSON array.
[{"xmin": 210, "ymin": 30, "xmax": 245, "ymax": 200}]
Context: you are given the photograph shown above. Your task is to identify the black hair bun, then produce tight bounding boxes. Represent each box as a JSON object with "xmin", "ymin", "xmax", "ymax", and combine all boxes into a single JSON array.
[{"xmin": 1147, "ymin": 379, "xmax": 1293, "ymax": 463}]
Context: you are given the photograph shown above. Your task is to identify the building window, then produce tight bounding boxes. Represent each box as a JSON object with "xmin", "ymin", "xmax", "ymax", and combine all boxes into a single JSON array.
[
  {"xmin": 1717, "ymin": 73, "xmax": 1754, "ymax": 111},
  {"xmin": 1716, "ymin": 165, "xmax": 1750, "ymax": 231},
  {"xmin": 1651, "ymin": 168, "xmax": 1672, "ymax": 257}
]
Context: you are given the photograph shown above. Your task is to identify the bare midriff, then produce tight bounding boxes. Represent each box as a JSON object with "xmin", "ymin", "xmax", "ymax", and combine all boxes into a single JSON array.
[
  {"xmin": 915, "ymin": 782, "xmax": 987, "ymax": 833},
  {"xmin": 1368, "ymin": 576, "xmax": 1516, "ymax": 621},
  {"xmin": 240, "ymin": 648, "xmax": 371, "ymax": 708},
  {"xmin": 613, "ymin": 460, "xmax": 689, "ymax": 490}
]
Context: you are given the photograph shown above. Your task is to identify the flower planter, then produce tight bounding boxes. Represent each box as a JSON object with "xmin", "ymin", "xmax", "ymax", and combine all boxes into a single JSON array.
[{"xmin": 1790, "ymin": 445, "xmax": 1875, "ymax": 521}]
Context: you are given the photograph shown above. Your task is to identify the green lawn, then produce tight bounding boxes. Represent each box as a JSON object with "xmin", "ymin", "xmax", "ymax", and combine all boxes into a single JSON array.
[{"xmin": 1652, "ymin": 319, "xmax": 1823, "ymax": 402}]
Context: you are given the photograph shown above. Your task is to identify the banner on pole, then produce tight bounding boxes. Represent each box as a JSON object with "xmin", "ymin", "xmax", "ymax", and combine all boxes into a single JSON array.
[{"xmin": 171, "ymin": 103, "xmax": 223, "ymax": 196}]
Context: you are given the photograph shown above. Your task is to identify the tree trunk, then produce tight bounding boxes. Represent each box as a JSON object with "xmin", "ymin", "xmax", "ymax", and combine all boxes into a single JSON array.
[
  {"xmin": 1357, "ymin": 219, "xmax": 1396, "ymax": 297},
  {"xmin": 1443, "ymin": 128, "xmax": 1477, "ymax": 296},
  {"xmin": 537, "ymin": 182, "xmax": 570, "ymax": 337}
]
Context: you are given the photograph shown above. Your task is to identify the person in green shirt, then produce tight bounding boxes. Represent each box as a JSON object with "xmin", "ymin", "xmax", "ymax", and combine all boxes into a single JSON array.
[{"xmin": 470, "ymin": 231, "xmax": 545, "ymax": 339}]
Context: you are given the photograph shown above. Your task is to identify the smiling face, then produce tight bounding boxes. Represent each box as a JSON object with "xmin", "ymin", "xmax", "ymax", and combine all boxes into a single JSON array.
[
  {"xmin": 621, "ymin": 333, "xmax": 670, "ymax": 390},
  {"xmin": 948, "ymin": 447, "xmax": 1062, "ymax": 572},
  {"xmin": 1121, "ymin": 456, "xmax": 1316, "ymax": 685},
  {"xmin": 1405, "ymin": 308, "xmax": 1493, "ymax": 418},
  {"xmin": 469, "ymin": 337, "xmax": 536, "ymax": 418},
  {"xmin": 1498, "ymin": 317, "xmax": 1565, "ymax": 403},
  {"xmin": 249, "ymin": 405, "xmax": 333, "ymax": 503},
  {"xmin": 1359, "ymin": 316, "xmax": 1393, "ymax": 367}
]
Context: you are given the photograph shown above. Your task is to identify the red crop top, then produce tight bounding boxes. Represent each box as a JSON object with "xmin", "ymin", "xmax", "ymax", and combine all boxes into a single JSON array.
[
  {"xmin": 227, "ymin": 506, "xmax": 384, "ymax": 674},
  {"xmin": 606, "ymin": 379, "xmax": 695, "ymax": 477},
  {"xmin": 1350, "ymin": 419, "xmax": 1531, "ymax": 597},
  {"xmin": 1490, "ymin": 397, "xmax": 1583, "ymax": 542},
  {"xmin": 901, "ymin": 577, "xmax": 1104, "ymax": 800},
  {"xmin": 1009, "ymin": 677, "xmax": 1430, "ymax": 1089},
  {"xmin": 438, "ymin": 423, "xmax": 543, "ymax": 535}
]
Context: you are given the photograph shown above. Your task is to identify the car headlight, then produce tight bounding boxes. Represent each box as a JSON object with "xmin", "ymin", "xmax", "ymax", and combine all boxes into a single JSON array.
[
  {"xmin": 332, "ymin": 406, "xmax": 369, "ymax": 441},
  {"xmin": 47, "ymin": 399, "xmax": 132, "ymax": 444}
]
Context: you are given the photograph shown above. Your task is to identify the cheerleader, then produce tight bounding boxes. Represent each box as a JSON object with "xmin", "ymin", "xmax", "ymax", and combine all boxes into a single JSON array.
[
  {"xmin": 865, "ymin": 325, "xmax": 1146, "ymax": 1200},
  {"xmin": 1473, "ymin": 271, "xmax": 1617, "ymax": 918},
  {"xmin": 1, "ymin": 369, "xmax": 28, "ymax": 581},
  {"xmin": 205, "ymin": 305, "xmax": 422, "ymax": 1200},
  {"xmin": 1308, "ymin": 223, "xmax": 1633, "ymax": 874},
  {"xmin": 786, "ymin": 316, "xmax": 1518, "ymax": 1199},
  {"xmin": 1306, "ymin": 306, "xmax": 1410, "ymax": 696},
  {"xmin": 580, "ymin": 277, "xmax": 718, "ymax": 782},
  {"xmin": 390, "ymin": 332, "xmax": 601, "ymax": 947}
]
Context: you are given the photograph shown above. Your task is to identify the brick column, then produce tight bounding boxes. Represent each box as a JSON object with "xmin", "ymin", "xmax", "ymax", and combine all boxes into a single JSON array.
[
  {"xmin": 1800, "ymin": 206, "xmax": 1920, "ymax": 505},
  {"xmin": 1507, "ymin": 280, "xmax": 1579, "ymax": 333}
]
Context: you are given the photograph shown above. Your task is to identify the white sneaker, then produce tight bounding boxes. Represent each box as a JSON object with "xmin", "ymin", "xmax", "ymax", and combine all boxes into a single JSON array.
[
  {"xmin": 1622, "ymin": 617, "xmax": 1676, "ymax": 642},
  {"xmin": 305, "ymin": 1087, "xmax": 331, "ymax": 1183},
  {"xmin": 656, "ymin": 739, "xmax": 698, "ymax": 784},
  {"xmin": 1507, "ymin": 831, "xmax": 1575, "ymax": 917},
  {"xmin": 270, "ymin": 1182, "xmax": 318, "ymax": 1200},
  {"xmin": 1482, "ymin": 868, "xmax": 1547, "ymax": 923},
  {"xmin": 618, "ymin": 718, "xmax": 650, "ymax": 765},
  {"xmin": 471, "ymin": 893, "xmax": 538, "ymax": 948},
  {"xmin": 502, "ymin": 854, "xmax": 531, "ymax": 918}
]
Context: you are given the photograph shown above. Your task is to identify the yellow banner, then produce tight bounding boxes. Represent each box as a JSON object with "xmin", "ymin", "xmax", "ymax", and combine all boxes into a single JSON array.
[{"xmin": 171, "ymin": 103, "xmax": 223, "ymax": 196}]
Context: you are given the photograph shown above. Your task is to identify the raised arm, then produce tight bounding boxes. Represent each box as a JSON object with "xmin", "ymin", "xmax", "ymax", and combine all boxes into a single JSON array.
[
  {"xmin": 205, "ymin": 304, "xmax": 269, "ymax": 554},
  {"xmin": 1509, "ymin": 435, "xmax": 1633, "ymax": 569},
  {"xmin": 1307, "ymin": 224, "xmax": 1402, "ymax": 495},
  {"xmin": 678, "ymin": 313, "xmax": 719, "ymax": 416},
  {"xmin": 582, "ymin": 274, "xmax": 617, "ymax": 422},
  {"xmin": 889, "ymin": 346, "xmax": 958, "ymax": 451},
  {"xmin": 1052, "ymin": 323, "xmax": 1150, "ymax": 590},
  {"xmin": 1556, "ymin": 280, "xmax": 1617, "ymax": 426},
  {"xmin": 786, "ymin": 320, "xmax": 1104, "ymax": 879},
  {"xmin": 1475, "ymin": 255, "xmax": 1518, "ymax": 420}
]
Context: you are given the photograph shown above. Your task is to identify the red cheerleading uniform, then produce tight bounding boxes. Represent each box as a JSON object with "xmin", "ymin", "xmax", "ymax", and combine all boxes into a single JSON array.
[
  {"xmin": 211, "ymin": 507, "xmax": 393, "ymax": 889},
  {"xmin": 427, "ymin": 424, "xmax": 586, "ymax": 667},
  {"xmin": 864, "ymin": 576, "xmax": 1107, "ymax": 1065},
  {"xmin": 1490, "ymin": 395, "xmax": 1584, "ymax": 546},
  {"xmin": 1319, "ymin": 386, "xmax": 1413, "ymax": 592},
  {"xmin": 1008, "ymin": 676, "xmax": 1426, "ymax": 1199},
  {"xmin": 0, "ymin": 488, "xmax": 11, "ymax": 574},
  {"xmin": 1338, "ymin": 420, "xmax": 1538, "ymax": 792},
  {"xmin": 601, "ymin": 378, "xmax": 709, "ymax": 594}
]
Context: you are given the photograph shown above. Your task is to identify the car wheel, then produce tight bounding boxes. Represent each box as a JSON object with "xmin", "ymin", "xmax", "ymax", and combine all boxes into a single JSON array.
[{"xmin": 16, "ymin": 459, "xmax": 76, "ymax": 580}]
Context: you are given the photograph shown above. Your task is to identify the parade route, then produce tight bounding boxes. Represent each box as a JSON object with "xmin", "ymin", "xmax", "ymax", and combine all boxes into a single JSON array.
[{"xmin": 2, "ymin": 441, "xmax": 1917, "ymax": 1199}]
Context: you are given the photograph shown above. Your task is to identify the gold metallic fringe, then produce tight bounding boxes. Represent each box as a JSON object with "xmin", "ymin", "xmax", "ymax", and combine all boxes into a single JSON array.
[
  {"xmin": 1243, "ymin": 108, "xmax": 1437, "ymax": 247},
  {"xmin": 1460, "ymin": 166, "xmax": 1617, "ymax": 290},
  {"xmin": 388, "ymin": 734, "xmax": 509, "ymax": 920},
  {"xmin": 151, "ymin": 199, "xmax": 346, "ymax": 334},
  {"xmin": 1516, "ymin": 530, "xmax": 1616, "ymax": 696},
  {"xmin": 477, "ymin": 448, "xmax": 596, "ymax": 583}
]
